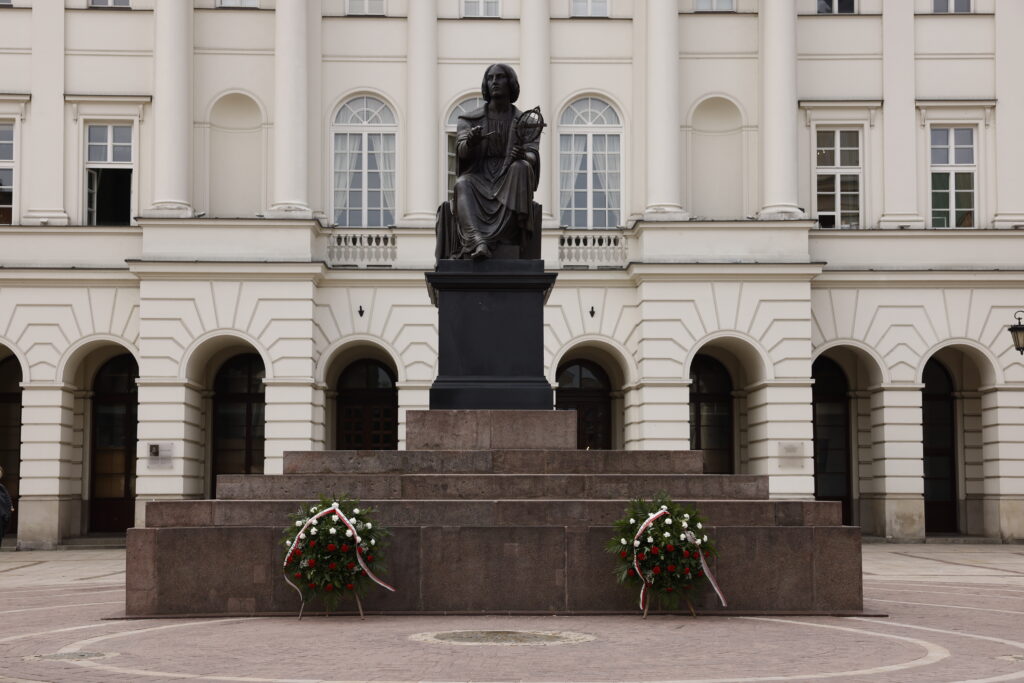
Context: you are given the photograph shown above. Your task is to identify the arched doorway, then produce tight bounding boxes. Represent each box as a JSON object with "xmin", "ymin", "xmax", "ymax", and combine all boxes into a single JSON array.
[
  {"xmin": 211, "ymin": 353, "xmax": 265, "ymax": 497},
  {"xmin": 89, "ymin": 354, "xmax": 138, "ymax": 533},
  {"xmin": 812, "ymin": 356, "xmax": 853, "ymax": 524},
  {"xmin": 556, "ymin": 359, "xmax": 612, "ymax": 450},
  {"xmin": 0, "ymin": 356, "xmax": 22, "ymax": 538},
  {"xmin": 689, "ymin": 355, "xmax": 734, "ymax": 474},
  {"xmin": 336, "ymin": 359, "xmax": 398, "ymax": 450},
  {"xmin": 923, "ymin": 358, "xmax": 958, "ymax": 533}
]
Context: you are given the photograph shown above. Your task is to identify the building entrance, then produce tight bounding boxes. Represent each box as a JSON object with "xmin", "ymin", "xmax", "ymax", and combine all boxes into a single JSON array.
[
  {"xmin": 556, "ymin": 359, "xmax": 612, "ymax": 450},
  {"xmin": 88, "ymin": 354, "xmax": 138, "ymax": 533}
]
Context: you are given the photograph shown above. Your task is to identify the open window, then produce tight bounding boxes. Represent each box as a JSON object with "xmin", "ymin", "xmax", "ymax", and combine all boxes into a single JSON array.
[{"xmin": 85, "ymin": 124, "xmax": 133, "ymax": 226}]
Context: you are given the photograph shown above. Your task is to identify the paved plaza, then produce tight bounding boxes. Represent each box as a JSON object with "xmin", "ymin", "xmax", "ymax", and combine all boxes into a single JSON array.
[{"xmin": 1, "ymin": 543, "xmax": 1023, "ymax": 682}]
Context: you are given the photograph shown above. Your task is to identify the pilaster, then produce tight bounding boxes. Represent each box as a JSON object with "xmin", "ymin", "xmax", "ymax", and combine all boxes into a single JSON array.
[
  {"xmin": 866, "ymin": 384, "xmax": 925, "ymax": 540},
  {"xmin": 625, "ymin": 379, "xmax": 689, "ymax": 450},
  {"xmin": 263, "ymin": 378, "xmax": 319, "ymax": 474},
  {"xmin": 744, "ymin": 380, "xmax": 815, "ymax": 500},
  {"xmin": 520, "ymin": 0, "xmax": 554, "ymax": 224},
  {"xmin": 992, "ymin": 0, "xmax": 1024, "ymax": 228},
  {"xmin": 980, "ymin": 385, "xmax": 1024, "ymax": 540}
]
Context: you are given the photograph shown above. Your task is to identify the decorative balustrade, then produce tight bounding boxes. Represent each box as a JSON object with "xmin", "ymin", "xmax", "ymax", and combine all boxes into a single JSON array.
[
  {"xmin": 557, "ymin": 230, "xmax": 630, "ymax": 269},
  {"xmin": 327, "ymin": 230, "xmax": 398, "ymax": 267}
]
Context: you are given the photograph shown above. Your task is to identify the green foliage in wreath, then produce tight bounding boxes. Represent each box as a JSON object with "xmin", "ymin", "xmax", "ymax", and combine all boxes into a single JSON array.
[
  {"xmin": 282, "ymin": 493, "xmax": 390, "ymax": 611},
  {"xmin": 606, "ymin": 494, "xmax": 718, "ymax": 611}
]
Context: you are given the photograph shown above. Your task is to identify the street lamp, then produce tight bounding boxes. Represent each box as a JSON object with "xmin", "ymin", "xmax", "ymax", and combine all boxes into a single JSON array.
[{"xmin": 1009, "ymin": 311, "xmax": 1024, "ymax": 355}]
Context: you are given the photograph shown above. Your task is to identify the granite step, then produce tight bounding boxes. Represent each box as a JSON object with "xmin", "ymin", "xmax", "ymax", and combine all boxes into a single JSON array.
[
  {"xmin": 214, "ymin": 473, "xmax": 769, "ymax": 501},
  {"xmin": 283, "ymin": 449, "xmax": 704, "ymax": 475},
  {"xmin": 145, "ymin": 498, "xmax": 842, "ymax": 529}
]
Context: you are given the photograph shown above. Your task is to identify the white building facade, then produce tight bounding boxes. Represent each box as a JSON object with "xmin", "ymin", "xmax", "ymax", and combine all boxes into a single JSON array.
[{"xmin": 1, "ymin": 0, "xmax": 1023, "ymax": 548}]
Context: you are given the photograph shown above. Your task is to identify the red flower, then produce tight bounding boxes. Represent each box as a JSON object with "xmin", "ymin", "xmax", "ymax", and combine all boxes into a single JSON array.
[
  {"xmin": 627, "ymin": 568, "xmax": 636, "ymax": 577},
  {"xmin": 294, "ymin": 549, "xmax": 302, "ymax": 556},
  {"xmin": 357, "ymin": 547, "xmax": 363, "ymax": 554},
  {"xmin": 651, "ymin": 546, "xmax": 660, "ymax": 555},
  {"xmin": 307, "ymin": 559, "xmax": 316, "ymax": 567},
  {"xmin": 619, "ymin": 551, "xmax": 628, "ymax": 559},
  {"xmin": 666, "ymin": 544, "xmax": 675, "ymax": 552},
  {"xmin": 309, "ymin": 541, "xmax": 316, "ymax": 548},
  {"xmin": 347, "ymin": 561, "xmax": 356, "ymax": 569},
  {"xmin": 327, "ymin": 543, "xmax": 337, "ymax": 552},
  {"xmin": 704, "ymin": 551, "xmax": 711, "ymax": 558},
  {"xmin": 293, "ymin": 571, "xmax": 302, "ymax": 579},
  {"xmin": 308, "ymin": 583, "xmax": 316, "ymax": 589},
  {"xmin": 324, "ymin": 584, "xmax": 334, "ymax": 592},
  {"xmin": 667, "ymin": 564, "xmax": 676, "ymax": 572},
  {"xmin": 341, "ymin": 544, "xmax": 349, "ymax": 552},
  {"xmin": 682, "ymin": 550, "xmax": 690, "ymax": 558},
  {"xmin": 666, "ymin": 587, "xmax": 674, "ymax": 593},
  {"xmin": 653, "ymin": 566, "xmax": 662, "ymax": 575},
  {"xmin": 367, "ymin": 555, "xmax": 374, "ymax": 562},
  {"xmin": 697, "ymin": 570, "xmax": 704, "ymax": 577},
  {"xmin": 329, "ymin": 562, "xmax": 337, "ymax": 570},
  {"xmin": 637, "ymin": 553, "xmax": 646, "ymax": 561},
  {"xmin": 684, "ymin": 567, "xmax": 691, "ymax": 574},
  {"xmin": 346, "ymin": 583, "xmax": 355, "ymax": 590}
]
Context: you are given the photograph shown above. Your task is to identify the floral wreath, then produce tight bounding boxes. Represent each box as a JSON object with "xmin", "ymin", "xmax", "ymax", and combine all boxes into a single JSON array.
[
  {"xmin": 607, "ymin": 495, "xmax": 727, "ymax": 617},
  {"xmin": 282, "ymin": 494, "xmax": 395, "ymax": 618}
]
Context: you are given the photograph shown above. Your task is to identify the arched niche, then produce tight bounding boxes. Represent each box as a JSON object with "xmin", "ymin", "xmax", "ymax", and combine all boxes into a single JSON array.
[
  {"xmin": 689, "ymin": 97, "xmax": 744, "ymax": 220},
  {"xmin": 208, "ymin": 93, "xmax": 265, "ymax": 218}
]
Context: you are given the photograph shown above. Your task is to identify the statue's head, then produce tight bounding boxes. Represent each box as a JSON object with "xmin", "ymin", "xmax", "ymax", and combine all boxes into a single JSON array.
[{"xmin": 481, "ymin": 63, "xmax": 520, "ymax": 104}]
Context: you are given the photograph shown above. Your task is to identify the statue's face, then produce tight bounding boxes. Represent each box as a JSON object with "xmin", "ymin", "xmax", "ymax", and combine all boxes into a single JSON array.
[{"xmin": 485, "ymin": 66, "xmax": 510, "ymax": 100}]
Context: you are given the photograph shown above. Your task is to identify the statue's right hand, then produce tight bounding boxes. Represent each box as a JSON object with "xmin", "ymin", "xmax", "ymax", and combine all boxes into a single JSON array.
[{"xmin": 468, "ymin": 126, "xmax": 483, "ymax": 143}]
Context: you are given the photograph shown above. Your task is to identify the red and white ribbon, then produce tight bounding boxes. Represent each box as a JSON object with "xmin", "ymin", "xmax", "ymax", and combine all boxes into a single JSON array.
[
  {"xmin": 284, "ymin": 504, "xmax": 396, "ymax": 603},
  {"xmin": 631, "ymin": 508, "xmax": 727, "ymax": 612}
]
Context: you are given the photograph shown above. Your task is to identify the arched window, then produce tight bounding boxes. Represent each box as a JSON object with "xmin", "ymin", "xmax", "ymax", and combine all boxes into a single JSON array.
[
  {"xmin": 446, "ymin": 97, "xmax": 486, "ymax": 202},
  {"xmin": 332, "ymin": 96, "xmax": 397, "ymax": 227},
  {"xmin": 689, "ymin": 355, "xmax": 734, "ymax": 474},
  {"xmin": 923, "ymin": 359, "xmax": 958, "ymax": 533},
  {"xmin": 559, "ymin": 97, "xmax": 622, "ymax": 228},
  {"xmin": 812, "ymin": 356, "xmax": 852, "ymax": 524},
  {"xmin": 212, "ymin": 353, "xmax": 265, "ymax": 497},
  {"xmin": 0, "ymin": 356, "xmax": 22, "ymax": 538},
  {"xmin": 337, "ymin": 360, "xmax": 398, "ymax": 450},
  {"xmin": 556, "ymin": 359, "xmax": 613, "ymax": 450},
  {"xmin": 89, "ymin": 353, "xmax": 138, "ymax": 533}
]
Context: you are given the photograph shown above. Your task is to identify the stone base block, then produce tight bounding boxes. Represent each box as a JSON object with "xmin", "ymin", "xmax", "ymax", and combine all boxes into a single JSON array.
[{"xmin": 406, "ymin": 410, "xmax": 577, "ymax": 450}]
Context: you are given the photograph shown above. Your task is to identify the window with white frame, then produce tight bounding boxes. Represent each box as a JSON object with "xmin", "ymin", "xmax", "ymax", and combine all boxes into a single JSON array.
[
  {"xmin": 86, "ymin": 123, "xmax": 133, "ymax": 226},
  {"xmin": 333, "ymin": 96, "xmax": 396, "ymax": 228},
  {"xmin": 0, "ymin": 122, "xmax": 12, "ymax": 225},
  {"xmin": 817, "ymin": 0, "xmax": 854, "ymax": 13},
  {"xmin": 89, "ymin": 0, "xmax": 130, "ymax": 7},
  {"xmin": 446, "ymin": 97, "xmax": 486, "ymax": 203},
  {"xmin": 559, "ymin": 97, "xmax": 622, "ymax": 229},
  {"xmin": 930, "ymin": 126, "xmax": 975, "ymax": 228},
  {"xmin": 815, "ymin": 129, "xmax": 861, "ymax": 229},
  {"xmin": 217, "ymin": 0, "xmax": 259, "ymax": 8},
  {"xmin": 464, "ymin": 0, "xmax": 499, "ymax": 17},
  {"xmin": 695, "ymin": 0, "xmax": 735, "ymax": 11},
  {"xmin": 347, "ymin": 0, "xmax": 384, "ymax": 15},
  {"xmin": 571, "ymin": 0, "xmax": 609, "ymax": 17},
  {"xmin": 933, "ymin": 0, "xmax": 970, "ymax": 12}
]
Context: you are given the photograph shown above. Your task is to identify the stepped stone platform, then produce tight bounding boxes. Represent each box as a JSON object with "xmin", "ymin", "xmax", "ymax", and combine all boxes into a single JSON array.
[{"xmin": 126, "ymin": 410, "xmax": 863, "ymax": 616}]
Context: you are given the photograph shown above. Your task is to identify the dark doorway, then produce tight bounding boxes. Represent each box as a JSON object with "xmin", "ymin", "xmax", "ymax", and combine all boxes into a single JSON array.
[
  {"xmin": 812, "ymin": 356, "xmax": 853, "ymax": 524},
  {"xmin": 211, "ymin": 353, "xmax": 265, "ymax": 498},
  {"xmin": 337, "ymin": 360, "xmax": 398, "ymax": 450},
  {"xmin": 88, "ymin": 353, "xmax": 139, "ymax": 533},
  {"xmin": 0, "ymin": 356, "xmax": 22, "ymax": 537},
  {"xmin": 923, "ymin": 359, "xmax": 958, "ymax": 533},
  {"xmin": 556, "ymin": 359, "xmax": 613, "ymax": 450},
  {"xmin": 689, "ymin": 355, "xmax": 734, "ymax": 474}
]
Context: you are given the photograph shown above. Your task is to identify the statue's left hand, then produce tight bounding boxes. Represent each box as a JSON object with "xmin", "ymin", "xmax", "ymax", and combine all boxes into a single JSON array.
[{"xmin": 510, "ymin": 144, "xmax": 526, "ymax": 161}]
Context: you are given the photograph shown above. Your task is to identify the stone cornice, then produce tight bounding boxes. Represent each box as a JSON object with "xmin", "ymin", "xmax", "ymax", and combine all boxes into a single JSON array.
[{"xmin": 127, "ymin": 260, "xmax": 326, "ymax": 282}]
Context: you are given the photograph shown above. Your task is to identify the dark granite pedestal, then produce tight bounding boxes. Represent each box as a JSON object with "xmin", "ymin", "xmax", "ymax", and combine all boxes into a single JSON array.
[
  {"xmin": 426, "ymin": 259, "xmax": 557, "ymax": 410},
  {"xmin": 126, "ymin": 410, "xmax": 865, "ymax": 617}
]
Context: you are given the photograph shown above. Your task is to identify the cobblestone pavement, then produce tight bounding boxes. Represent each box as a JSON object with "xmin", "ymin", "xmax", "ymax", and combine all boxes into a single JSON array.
[{"xmin": 2, "ymin": 544, "xmax": 1023, "ymax": 682}]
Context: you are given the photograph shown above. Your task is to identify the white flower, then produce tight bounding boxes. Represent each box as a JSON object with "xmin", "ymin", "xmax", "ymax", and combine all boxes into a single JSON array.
[
  {"xmin": 646, "ymin": 536, "xmax": 653, "ymax": 544},
  {"xmin": 629, "ymin": 518, "xmax": 636, "ymax": 524},
  {"xmin": 332, "ymin": 502, "xmax": 339, "ymax": 508},
  {"xmin": 309, "ymin": 506, "xmax": 318, "ymax": 514},
  {"xmin": 356, "ymin": 536, "xmax": 361, "ymax": 543},
  {"xmin": 311, "ymin": 519, "xmax": 318, "ymax": 526},
  {"xmin": 634, "ymin": 540, "xmax": 641, "ymax": 547},
  {"xmin": 345, "ymin": 529, "xmax": 353, "ymax": 538},
  {"xmin": 299, "ymin": 532, "xmax": 306, "ymax": 540},
  {"xmin": 284, "ymin": 539, "xmax": 291, "ymax": 545},
  {"xmin": 329, "ymin": 527, "xmax": 337, "ymax": 535},
  {"xmin": 294, "ymin": 520, "xmax": 302, "ymax": 527},
  {"xmin": 682, "ymin": 521, "xmax": 688, "ymax": 529},
  {"xmin": 350, "ymin": 518, "xmax": 358, "ymax": 525},
  {"xmin": 696, "ymin": 522, "xmax": 703, "ymax": 530},
  {"xmin": 660, "ymin": 505, "xmax": 668, "ymax": 511},
  {"xmin": 663, "ymin": 532, "xmax": 670, "ymax": 538},
  {"xmin": 679, "ymin": 533, "xmax": 686, "ymax": 540},
  {"xmin": 370, "ymin": 539, "xmax": 376, "ymax": 546},
  {"xmin": 366, "ymin": 522, "xmax": 373, "ymax": 530},
  {"xmin": 310, "ymin": 528, "xmax": 318, "ymax": 535},
  {"xmin": 665, "ymin": 518, "xmax": 672, "ymax": 525},
  {"xmin": 352, "ymin": 508, "xmax": 360, "ymax": 515},
  {"xmin": 620, "ymin": 538, "xmax": 627, "ymax": 545},
  {"xmin": 683, "ymin": 513, "xmax": 690, "ymax": 520},
  {"xmin": 703, "ymin": 535, "xmax": 708, "ymax": 543},
  {"xmin": 695, "ymin": 538, "xmax": 702, "ymax": 546}
]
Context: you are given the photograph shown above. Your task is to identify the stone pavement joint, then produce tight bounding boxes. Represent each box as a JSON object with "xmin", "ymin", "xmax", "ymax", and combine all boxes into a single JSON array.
[{"xmin": 1, "ymin": 544, "xmax": 1023, "ymax": 682}]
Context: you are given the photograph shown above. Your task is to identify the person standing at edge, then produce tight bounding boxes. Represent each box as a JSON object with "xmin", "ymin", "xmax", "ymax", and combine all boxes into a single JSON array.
[{"xmin": 0, "ymin": 466, "xmax": 12, "ymax": 548}]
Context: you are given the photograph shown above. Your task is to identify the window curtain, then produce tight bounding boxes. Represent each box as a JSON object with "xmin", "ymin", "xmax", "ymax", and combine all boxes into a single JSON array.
[
  {"xmin": 334, "ymin": 133, "xmax": 363, "ymax": 225},
  {"xmin": 559, "ymin": 134, "xmax": 587, "ymax": 226},
  {"xmin": 371, "ymin": 133, "xmax": 396, "ymax": 225}
]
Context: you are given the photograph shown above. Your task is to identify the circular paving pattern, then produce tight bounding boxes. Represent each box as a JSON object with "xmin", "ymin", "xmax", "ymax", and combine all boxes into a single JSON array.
[{"xmin": 409, "ymin": 629, "xmax": 596, "ymax": 646}]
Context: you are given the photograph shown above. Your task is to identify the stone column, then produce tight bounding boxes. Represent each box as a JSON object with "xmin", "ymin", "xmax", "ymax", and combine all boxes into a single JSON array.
[
  {"xmin": 980, "ymin": 386, "xmax": 1024, "ymax": 540},
  {"xmin": 268, "ymin": 0, "xmax": 312, "ymax": 218},
  {"xmin": 866, "ymin": 384, "xmax": 925, "ymax": 540},
  {"xmin": 757, "ymin": 0, "xmax": 804, "ymax": 219},
  {"xmin": 263, "ymin": 379, "xmax": 319, "ymax": 475},
  {"xmin": 628, "ymin": 380, "xmax": 690, "ymax": 450},
  {"xmin": 16, "ymin": 383, "xmax": 76, "ymax": 548},
  {"xmin": 145, "ymin": 0, "xmax": 194, "ymax": 217},
  {"xmin": 878, "ymin": 0, "xmax": 924, "ymax": 228},
  {"xmin": 23, "ymin": 2, "xmax": 69, "ymax": 225},
  {"xmin": 520, "ymin": 0, "xmax": 553, "ymax": 222},
  {"xmin": 744, "ymin": 380, "xmax": 815, "ymax": 499},
  {"xmin": 644, "ymin": 0, "xmax": 687, "ymax": 220},
  {"xmin": 993, "ymin": 0, "xmax": 1024, "ymax": 228},
  {"xmin": 401, "ymin": 0, "xmax": 438, "ymax": 227}
]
